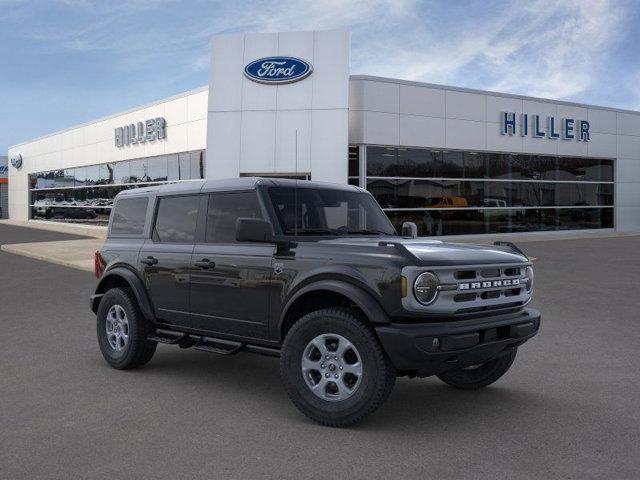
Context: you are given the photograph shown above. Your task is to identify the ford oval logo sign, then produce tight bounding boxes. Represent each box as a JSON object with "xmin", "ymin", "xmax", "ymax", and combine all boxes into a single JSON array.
[
  {"xmin": 10, "ymin": 153, "xmax": 23, "ymax": 169},
  {"xmin": 244, "ymin": 56, "xmax": 313, "ymax": 85}
]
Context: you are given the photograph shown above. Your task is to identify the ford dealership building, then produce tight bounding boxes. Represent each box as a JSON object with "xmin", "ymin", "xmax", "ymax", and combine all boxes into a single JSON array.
[{"xmin": 7, "ymin": 30, "xmax": 640, "ymax": 236}]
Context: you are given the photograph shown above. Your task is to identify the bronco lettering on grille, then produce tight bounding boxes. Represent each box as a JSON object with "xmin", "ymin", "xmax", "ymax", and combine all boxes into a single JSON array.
[{"xmin": 459, "ymin": 278, "xmax": 520, "ymax": 290}]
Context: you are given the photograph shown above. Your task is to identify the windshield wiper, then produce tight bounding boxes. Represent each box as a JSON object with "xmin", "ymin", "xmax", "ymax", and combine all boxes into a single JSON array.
[
  {"xmin": 283, "ymin": 228, "xmax": 336, "ymax": 235},
  {"xmin": 283, "ymin": 228, "xmax": 392, "ymax": 236},
  {"xmin": 344, "ymin": 229, "xmax": 391, "ymax": 236}
]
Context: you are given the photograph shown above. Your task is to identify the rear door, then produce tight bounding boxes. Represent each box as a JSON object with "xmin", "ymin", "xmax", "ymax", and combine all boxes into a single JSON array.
[
  {"xmin": 139, "ymin": 194, "xmax": 201, "ymax": 326},
  {"xmin": 189, "ymin": 191, "xmax": 274, "ymax": 339}
]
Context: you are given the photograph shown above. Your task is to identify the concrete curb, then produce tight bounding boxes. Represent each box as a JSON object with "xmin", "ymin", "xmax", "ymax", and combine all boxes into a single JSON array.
[
  {"xmin": 0, "ymin": 219, "xmax": 106, "ymax": 239},
  {"xmin": 1, "ymin": 241, "xmax": 99, "ymax": 273}
]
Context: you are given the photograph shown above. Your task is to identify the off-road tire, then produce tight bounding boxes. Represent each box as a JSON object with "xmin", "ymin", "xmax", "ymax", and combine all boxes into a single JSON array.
[
  {"xmin": 96, "ymin": 287, "xmax": 157, "ymax": 370},
  {"xmin": 280, "ymin": 308, "xmax": 396, "ymax": 427},
  {"xmin": 437, "ymin": 348, "xmax": 517, "ymax": 390}
]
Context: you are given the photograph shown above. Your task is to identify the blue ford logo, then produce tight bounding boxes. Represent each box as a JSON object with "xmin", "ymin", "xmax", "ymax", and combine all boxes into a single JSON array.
[
  {"xmin": 244, "ymin": 56, "xmax": 313, "ymax": 84},
  {"xmin": 10, "ymin": 153, "xmax": 23, "ymax": 169}
]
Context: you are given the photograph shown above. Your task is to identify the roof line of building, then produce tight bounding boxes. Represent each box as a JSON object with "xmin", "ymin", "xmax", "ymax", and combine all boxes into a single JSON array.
[
  {"xmin": 350, "ymin": 75, "xmax": 640, "ymax": 116},
  {"xmin": 8, "ymin": 85, "xmax": 209, "ymax": 150},
  {"xmin": 10, "ymin": 75, "xmax": 640, "ymax": 151}
]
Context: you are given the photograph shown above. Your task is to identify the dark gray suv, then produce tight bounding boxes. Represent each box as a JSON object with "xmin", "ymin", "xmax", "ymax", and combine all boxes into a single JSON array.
[{"xmin": 91, "ymin": 177, "xmax": 540, "ymax": 426}]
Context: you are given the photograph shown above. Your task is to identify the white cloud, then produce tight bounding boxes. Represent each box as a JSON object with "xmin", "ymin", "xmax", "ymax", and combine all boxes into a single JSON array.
[
  {"xmin": 485, "ymin": 0, "xmax": 624, "ymax": 99},
  {"xmin": 348, "ymin": 0, "xmax": 626, "ymax": 102},
  {"xmin": 9, "ymin": 0, "xmax": 632, "ymax": 104}
]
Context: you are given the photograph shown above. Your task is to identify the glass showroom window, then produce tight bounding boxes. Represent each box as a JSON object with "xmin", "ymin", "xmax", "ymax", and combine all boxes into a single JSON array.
[
  {"xmin": 348, "ymin": 145, "xmax": 360, "ymax": 187},
  {"xmin": 365, "ymin": 146, "xmax": 614, "ymax": 236},
  {"xmin": 29, "ymin": 150, "xmax": 205, "ymax": 225}
]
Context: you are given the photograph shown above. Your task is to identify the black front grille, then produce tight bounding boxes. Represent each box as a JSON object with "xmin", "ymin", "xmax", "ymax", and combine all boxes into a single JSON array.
[
  {"xmin": 455, "ymin": 270, "xmax": 476, "ymax": 280},
  {"xmin": 480, "ymin": 290, "xmax": 501, "ymax": 300},
  {"xmin": 504, "ymin": 288, "xmax": 522, "ymax": 297},
  {"xmin": 454, "ymin": 293, "xmax": 477, "ymax": 302},
  {"xmin": 454, "ymin": 301, "xmax": 525, "ymax": 315},
  {"xmin": 480, "ymin": 269, "xmax": 501, "ymax": 278}
]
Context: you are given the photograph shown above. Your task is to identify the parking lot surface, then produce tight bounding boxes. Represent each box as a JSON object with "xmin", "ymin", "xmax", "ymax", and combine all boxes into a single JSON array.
[{"xmin": 1, "ymin": 224, "xmax": 639, "ymax": 479}]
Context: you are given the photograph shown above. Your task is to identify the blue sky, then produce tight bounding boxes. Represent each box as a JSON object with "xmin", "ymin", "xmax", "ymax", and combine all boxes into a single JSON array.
[{"xmin": 2, "ymin": 0, "xmax": 639, "ymax": 153}]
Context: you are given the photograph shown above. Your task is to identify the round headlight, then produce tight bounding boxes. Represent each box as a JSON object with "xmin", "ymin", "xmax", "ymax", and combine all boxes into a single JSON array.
[
  {"xmin": 414, "ymin": 272, "xmax": 439, "ymax": 305},
  {"xmin": 524, "ymin": 266, "xmax": 534, "ymax": 292}
]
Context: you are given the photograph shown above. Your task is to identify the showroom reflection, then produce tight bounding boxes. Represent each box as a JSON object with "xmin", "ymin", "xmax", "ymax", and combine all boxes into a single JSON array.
[
  {"xmin": 360, "ymin": 147, "xmax": 614, "ymax": 236},
  {"xmin": 29, "ymin": 150, "xmax": 205, "ymax": 225}
]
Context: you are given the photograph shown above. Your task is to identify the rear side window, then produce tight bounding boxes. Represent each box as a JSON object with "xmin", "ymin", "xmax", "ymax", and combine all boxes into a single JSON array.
[
  {"xmin": 154, "ymin": 195, "xmax": 200, "ymax": 243},
  {"xmin": 110, "ymin": 197, "xmax": 148, "ymax": 236},
  {"xmin": 206, "ymin": 192, "xmax": 263, "ymax": 243}
]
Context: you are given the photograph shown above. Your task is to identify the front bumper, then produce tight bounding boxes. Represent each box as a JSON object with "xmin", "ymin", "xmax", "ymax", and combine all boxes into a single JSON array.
[{"xmin": 376, "ymin": 308, "xmax": 541, "ymax": 377}]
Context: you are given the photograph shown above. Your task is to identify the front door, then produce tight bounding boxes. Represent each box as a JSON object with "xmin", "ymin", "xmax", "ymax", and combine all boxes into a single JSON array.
[
  {"xmin": 139, "ymin": 194, "xmax": 201, "ymax": 326},
  {"xmin": 189, "ymin": 191, "xmax": 274, "ymax": 339}
]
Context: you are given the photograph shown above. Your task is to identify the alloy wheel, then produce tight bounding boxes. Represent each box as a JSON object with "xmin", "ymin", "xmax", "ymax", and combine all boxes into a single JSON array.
[{"xmin": 301, "ymin": 333, "xmax": 363, "ymax": 401}]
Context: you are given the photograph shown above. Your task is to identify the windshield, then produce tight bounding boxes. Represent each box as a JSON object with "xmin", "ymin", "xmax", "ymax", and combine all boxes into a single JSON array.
[{"xmin": 267, "ymin": 186, "xmax": 396, "ymax": 236}]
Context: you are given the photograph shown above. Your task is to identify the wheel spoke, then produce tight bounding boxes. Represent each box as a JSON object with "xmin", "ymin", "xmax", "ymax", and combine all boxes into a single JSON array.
[
  {"xmin": 340, "ymin": 376, "xmax": 356, "ymax": 392},
  {"xmin": 335, "ymin": 338, "xmax": 354, "ymax": 360},
  {"xmin": 301, "ymin": 356, "xmax": 319, "ymax": 372},
  {"xmin": 311, "ymin": 338, "xmax": 329, "ymax": 357},
  {"xmin": 342, "ymin": 362, "xmax": 363, "ymax": 377},
  {"xmin": 311, "ymin": 376, "xmax": 328, "ymax": 391},
  {"xmin": 331, "ymin": 381, "xmax": 346, "ymax": 400}
]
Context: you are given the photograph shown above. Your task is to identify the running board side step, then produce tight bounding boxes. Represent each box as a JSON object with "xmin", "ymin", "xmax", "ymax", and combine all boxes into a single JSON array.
[
  {"xmin": 148, "ymin": 329, "xmax": 188, "ymax": 345},
  {"xmin": 148, "ymin": 328, "xmax": 280, "ymax": 357},
  {"xmin": 193, "ymin": 337, "xmax": 243, "ymax": 355}
]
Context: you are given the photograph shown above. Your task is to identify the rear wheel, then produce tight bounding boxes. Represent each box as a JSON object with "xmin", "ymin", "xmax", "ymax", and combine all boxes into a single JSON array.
[
  {"xmin": 280, "ymin": 308, "xmax": 396, "ymax": 427},
  {"xmin": 96, "ymin": 287, "xmax": 157, "ymax": 370},
  {"xmin": 436, "ymin": 349, "xmax": 517, "ymax": 390}
]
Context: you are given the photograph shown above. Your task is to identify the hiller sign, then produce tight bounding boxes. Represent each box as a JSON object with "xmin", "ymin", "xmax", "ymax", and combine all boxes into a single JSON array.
[
  {"xmin": 500, "ymin": 112, "xmax": 590, "ymax": 141},
  {"xmin": 115, "ymin": 117, "xmax": 166, "ymax": 147}
]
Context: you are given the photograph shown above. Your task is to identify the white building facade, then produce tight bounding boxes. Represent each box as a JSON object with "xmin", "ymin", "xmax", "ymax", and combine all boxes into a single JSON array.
[{"xmin": 7, "ymin": 30, "xmax": 640, "ymax": 236}]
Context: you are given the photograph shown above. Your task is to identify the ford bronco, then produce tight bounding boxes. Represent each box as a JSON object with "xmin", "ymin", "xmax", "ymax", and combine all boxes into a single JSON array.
[{"xmin": 91, "ymin": 177, "xmax": 540, "ymax": 426}]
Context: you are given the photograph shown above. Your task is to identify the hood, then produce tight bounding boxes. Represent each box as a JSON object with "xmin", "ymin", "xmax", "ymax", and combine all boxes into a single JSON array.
[{"xmin": 317, "ymin": 236, "xmax": 528, "ymax": 266}]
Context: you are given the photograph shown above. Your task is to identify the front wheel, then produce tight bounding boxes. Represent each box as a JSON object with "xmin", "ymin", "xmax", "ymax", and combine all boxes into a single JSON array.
[
  {"xmin": 436, "ymin": 349, "xmax": 517, "ymax": 390},
  {"xmin": 280, "ymin": 308, "xmax": 396, "ymax": 427}
]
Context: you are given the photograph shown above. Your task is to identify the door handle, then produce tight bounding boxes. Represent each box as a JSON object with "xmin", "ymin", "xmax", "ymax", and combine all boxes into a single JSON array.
[
  {"xmin": 141, "ymin": 256, "xmax": 158, "ymax": 266},
  {"xmin": 194, "ymin": 258, "xmax": 214, "ymax": 269}
]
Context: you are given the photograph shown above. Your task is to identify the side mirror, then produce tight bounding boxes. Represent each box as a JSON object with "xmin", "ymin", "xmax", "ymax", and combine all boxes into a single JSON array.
[
  {"xmin": 236, "ymin": 218, "xmax": 274, "ymax": 243},
  {"xmin": 401, "ymin": 221, "xmax": 418, "ymax": 238}
]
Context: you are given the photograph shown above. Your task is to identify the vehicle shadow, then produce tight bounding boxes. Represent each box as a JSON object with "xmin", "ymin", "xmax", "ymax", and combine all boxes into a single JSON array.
[
  {"xmin": 366, "ymin": 377, "xmax": 550, "ymax": 432},
  {"xmin": 132, "ymin": 345, "xmax": 551, "ymax": 432}
]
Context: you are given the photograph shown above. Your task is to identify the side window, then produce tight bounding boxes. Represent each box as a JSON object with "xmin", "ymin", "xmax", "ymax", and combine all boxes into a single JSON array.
[
  {"xmin": 153, "ymin": 195, "xmax": 200, "ymax": 243},
  {"xmin": 110, "ymin": 197, "xmax": 148, "ymax": 236},
  {"xmin": 206, "ymin": 192, "xmax": 263, "ymax": 243}
]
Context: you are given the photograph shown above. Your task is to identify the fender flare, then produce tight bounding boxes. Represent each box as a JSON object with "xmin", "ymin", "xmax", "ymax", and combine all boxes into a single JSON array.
[
  {"xmin": 92, "ymin": 267, "xmax": 156, "ymax": 322},
  {"xmin": 278, "ymin": 279, "xmax": 390, "ymax": 335}
]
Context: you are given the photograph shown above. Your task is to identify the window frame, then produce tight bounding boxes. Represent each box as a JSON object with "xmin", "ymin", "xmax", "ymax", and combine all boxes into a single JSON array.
[
  {"xmin": 263, "ymin": 184, "xmax": 396, "ymax": 238},
  {"xmin": 108, "ymin": 196, "xmax": 150, "ymax": 238},
  {"xmin": 151, "ymin": 193, "xmax": 203, "ymax": 245},
  {"xmin": 202, "ymin": 189, "xmax": 267, "ymax": 245}
]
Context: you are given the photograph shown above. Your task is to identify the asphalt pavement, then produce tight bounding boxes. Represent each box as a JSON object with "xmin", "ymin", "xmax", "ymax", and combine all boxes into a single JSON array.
[
  {"xmin": 0, "ymin": 223, "xmax": 88, "ymax": 244},
  {"xmin": 1, "ymin": 223, "xmax": 639, "ymax": 479}
]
